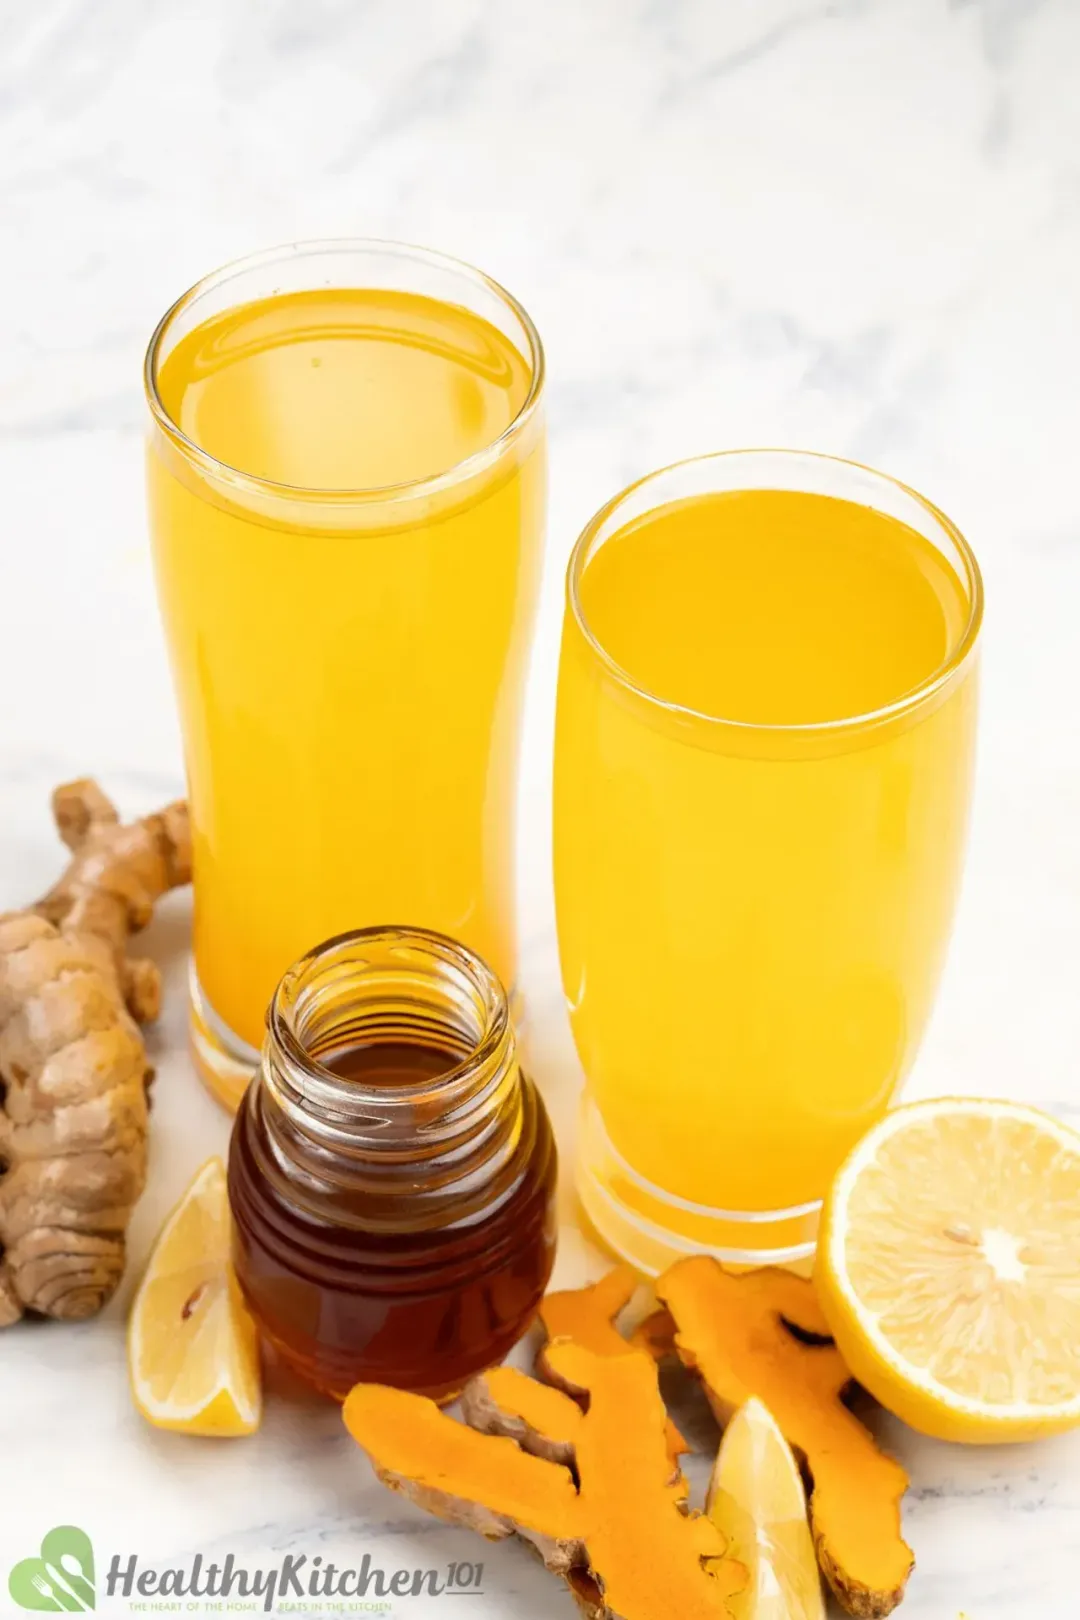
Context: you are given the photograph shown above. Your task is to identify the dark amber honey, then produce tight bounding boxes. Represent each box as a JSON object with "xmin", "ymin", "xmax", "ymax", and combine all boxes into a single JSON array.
[
  {"xmin": 227, "ymin": 929, "xmax": 558, "ymax": 1403},
  {"xmin": 324, "ymin": 1039, "xmax": 458, "ymax": 1088}
]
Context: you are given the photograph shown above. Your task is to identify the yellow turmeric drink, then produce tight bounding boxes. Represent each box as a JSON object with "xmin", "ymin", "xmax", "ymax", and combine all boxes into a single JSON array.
[
  {"xmin": 146, "ymin": 246, "xmax": 544, "ymax": 1107},
  {"xmin": 555, "ymin": 454, "xmax": 981, "ymax": 1272}
]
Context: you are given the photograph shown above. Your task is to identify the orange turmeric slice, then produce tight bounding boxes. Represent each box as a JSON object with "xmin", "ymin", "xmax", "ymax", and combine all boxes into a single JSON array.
[
  {"xmin": 547, "ymin": 1342, "xmax": 744, "ymax": 1618},
  {"xmin": 462, "ymin": 1363, "xmax": 582, "ymax": 1466},
  {"xmin": 539, "ymin": 1267, "xmax": 689, "ymax": 1461},
  {"xmin": 343, "ymin": 1381, "xmax": 584, "ymax": 1572},
  {"xmin": 629, "ymin": 1307, "xmax": 678, "ymax": 1360},
  {"xmin": 657, "ymin": 1258, "xmax": 912, "ymax": 1619},
  {"xmin": 539, "ymin": 1266, "xmax": 641, "ymax": 1367},
  {"xmin": 345, "ymin": 1343, "xmax": 743, "ymax": 1620}
]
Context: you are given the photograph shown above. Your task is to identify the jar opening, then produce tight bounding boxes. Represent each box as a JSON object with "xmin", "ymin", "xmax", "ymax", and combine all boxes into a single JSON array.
[{"xmin": 265, "ymin": 926, "xmax": 513, "ymax": 1137}]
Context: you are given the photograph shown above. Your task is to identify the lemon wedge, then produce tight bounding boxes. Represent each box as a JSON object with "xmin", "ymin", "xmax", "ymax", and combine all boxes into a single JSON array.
[
  {"xmin": 707, "ymin": 1397, "xmax": 824, "ymax": 1620},
  {"xmin": 817, "ymin": 1097, "xmax": 1080, "ymax": 1443},
  {"xmin": 128, "ymin": 1157, "xmax": 262, "ymax": 1436}
]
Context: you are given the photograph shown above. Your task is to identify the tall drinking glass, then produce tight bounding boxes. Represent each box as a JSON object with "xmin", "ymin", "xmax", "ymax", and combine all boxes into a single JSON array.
[
  {"xmin": 145, "ymin": 242, "xmax": 545, "ymax": 1110},
  {"xmin": 554, "ymin": 451, "xmax": 982, "ymax": 1273}
]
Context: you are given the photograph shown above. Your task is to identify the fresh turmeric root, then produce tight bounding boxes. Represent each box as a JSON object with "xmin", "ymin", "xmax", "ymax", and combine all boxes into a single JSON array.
[
  {"xmin": 657, "ymin": 1257, "xmax": 913, "ymax": 1618},
  {"xmin": 537, "ymin": 1266, "xmax": 644, "ymax": 1379},
  {"xmin": 345, "ymin": 1343, "xmax": 744, "ymax": 1620},
  {"xmin": 0, "ymin": 780, "xmax": 190, "ymax": 1323},
  {"xmin": 538, "ymin": 1266, "xmax": 689, "ymax": 1462},
  {"xmin": 462, "ymin": 1362, "xmax": 583, "ymax": 1467}
]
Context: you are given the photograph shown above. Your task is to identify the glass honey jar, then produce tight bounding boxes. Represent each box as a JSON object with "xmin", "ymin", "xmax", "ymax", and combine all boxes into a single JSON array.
[{"xmin": 228, "ymin": 926, "xmax": 558, "ymax": 1402}]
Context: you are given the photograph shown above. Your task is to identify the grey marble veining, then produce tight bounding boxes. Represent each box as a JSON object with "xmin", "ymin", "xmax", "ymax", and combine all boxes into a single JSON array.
[{"xmin": 2, "ymin": 1, "xmax": 1080, "ymax": 1614}]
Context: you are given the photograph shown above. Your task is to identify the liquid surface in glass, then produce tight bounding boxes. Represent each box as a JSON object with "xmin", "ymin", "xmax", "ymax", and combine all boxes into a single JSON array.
[
  {"xmin": 556, "ymin": 488, "xmax": 977, "ymax": 1221},
  {"xmin": 158, "ymin": 289, "xmax": 529, "ymax": 489},
  {"xmin": 577, "ymin": 490, "xmax": 967, "ymax": 725},
  {"xmin": 150, "ymin": 288, "xmax": 541, "ymax": 1050}
]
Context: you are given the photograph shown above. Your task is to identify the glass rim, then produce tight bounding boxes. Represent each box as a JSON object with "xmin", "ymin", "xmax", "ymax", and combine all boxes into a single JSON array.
[
  {"xmin": 566, "ymin": 447, "xmax": 984, "ymax": 739},
  {"xmin": 143, "ymin": 237, "xmax": 545, "ymax": 505}
]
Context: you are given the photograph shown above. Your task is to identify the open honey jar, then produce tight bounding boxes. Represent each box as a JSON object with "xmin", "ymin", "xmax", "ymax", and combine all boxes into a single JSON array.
[{"xmin": 227, "ymin": 926, "xmax": 557, "ymax": 1402}]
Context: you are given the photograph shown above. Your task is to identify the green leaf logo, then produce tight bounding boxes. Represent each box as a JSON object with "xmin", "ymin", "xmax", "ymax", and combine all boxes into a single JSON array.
[{"xmin": 9, "ymin": 1527, "xmax": 95, "ymax": 1612}]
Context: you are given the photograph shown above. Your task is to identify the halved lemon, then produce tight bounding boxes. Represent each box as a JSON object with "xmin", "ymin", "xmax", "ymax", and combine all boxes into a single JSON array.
[
  {"xmin": 128, "ymin": 1157, "xmax": 262, "ymax": 1436},
  {"xmin": 817, "ymin": 1098, "xmax": 1080, "ymax": 1443},
  {"xmin": 707, "ymin": 1397, "xmax": 824, "ymax": 1620}
]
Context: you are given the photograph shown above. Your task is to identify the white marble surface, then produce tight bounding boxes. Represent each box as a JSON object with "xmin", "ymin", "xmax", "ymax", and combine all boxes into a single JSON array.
[{"xmin": 2, "ymin": 0, "xmax": 1080, "ymax": 1614}]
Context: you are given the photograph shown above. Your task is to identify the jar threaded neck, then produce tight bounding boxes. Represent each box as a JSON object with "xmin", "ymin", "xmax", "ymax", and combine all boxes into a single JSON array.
[{"xmin": 262, "ymin": 926, "xmax": 518, "ymax": 1156}]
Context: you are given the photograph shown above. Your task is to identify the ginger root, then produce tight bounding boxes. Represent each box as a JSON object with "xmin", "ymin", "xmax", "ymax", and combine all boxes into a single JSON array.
[
  {"xmin": 538, "ymin": 1266, "xmax": 688, "ymax": 1462},
  {"xmin": 657, "ymin": 1257, "xmax": 913, "ymax": 1618},
  {"xmin": 345, "ymin": 1343, "xmax": 744, "ymax": 1620},
  {"xmin": 0, "ymin": 780, "xmax": 190, "ymax": 1323}
]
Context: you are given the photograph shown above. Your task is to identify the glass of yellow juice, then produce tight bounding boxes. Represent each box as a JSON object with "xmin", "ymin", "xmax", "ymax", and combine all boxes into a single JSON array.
[
  {"xmin": 554, "ymin": 450, "xmax": 983, "ymax": 1273},
  {"xmin": 145, "ymin": 242, "xmax": 545, "ymax": 1110}
]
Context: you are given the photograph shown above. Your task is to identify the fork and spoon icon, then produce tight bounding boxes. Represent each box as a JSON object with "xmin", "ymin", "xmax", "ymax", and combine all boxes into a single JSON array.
[{"xmin": 9, "ymin": 1526, "xmax": 95, "ymax": 1612}]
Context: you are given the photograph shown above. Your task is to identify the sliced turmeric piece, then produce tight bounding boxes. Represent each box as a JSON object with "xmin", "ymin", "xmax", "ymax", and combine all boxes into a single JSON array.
[
  {"xmin": 343, "ymin": 1381, "xmax": 584, "ymax": 1573},
  {"xmin": 538, "ymin": 1268, "xmax": 688, "ymax": 1461},
  {"xmin": 658, "ymin": 1258, "xmax": 912, "ymax": 1619},
  {"xmin": 345, "ymin": 1344, "xmax": 743, "ymax": 1620},
  {"xmin": 629, "ymin": 1308, "xmax": 677, "ymax": 1360},
  {"xmin": 546, "ymin": 1343, "xmax": 744, "ymax": 1618},
  {"xmin": 462, "ymin": 1363, "xmax": 582, "ymax": 1466},
  {"xmin": 538, "ymin": 1266, "xmax": 640, "ymax": 1382},
  {"xmin": 567, "ymin": 1570, "xmax": 607, "ymax": 1620}
]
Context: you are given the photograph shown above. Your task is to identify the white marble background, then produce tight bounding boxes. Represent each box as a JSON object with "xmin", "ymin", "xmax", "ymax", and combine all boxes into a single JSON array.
[{"xmin": 2, "ymin": 0, "xmax": 1080, "ymax": 1614}]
